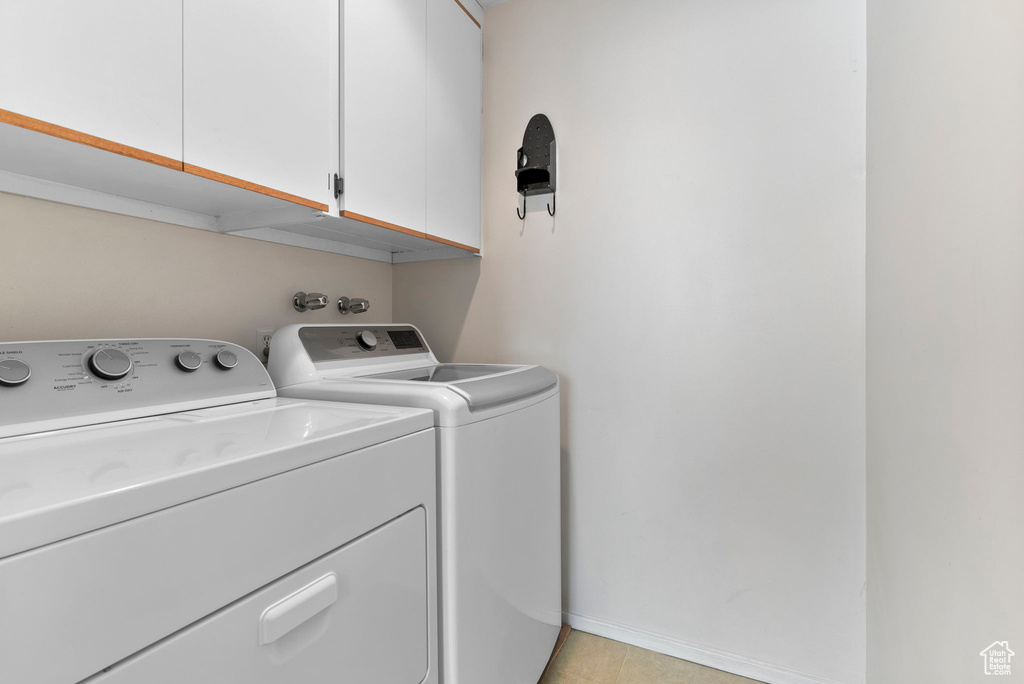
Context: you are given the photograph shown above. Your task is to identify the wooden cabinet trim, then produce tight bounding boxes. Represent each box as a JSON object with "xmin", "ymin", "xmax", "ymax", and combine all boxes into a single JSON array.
[
  {"xmin": 0, "ymin": 108, "xmax": 329, "ymax": 212},
  {"xmin": 452, "ymin": 0, "xmax": 482, "ymax": 29},
  {"xmin": 341, "ymin": 210, "xmax": 481, "ymax": 253},
  {"xmin": 0, "ymin": 108, "xmax": 183, "ymax": 171},
  {"xmin": 423, "ymin": 232, "xmax": 481, "ymax": 252},
  {"xmin": 2, "ymin": 109, "xmax": 476, "ymax": 252},
  {"xmin": 341, "ymin": 210, "xmax": 427, "ymax": 239},
  {"xmin": 183, "ymin": 164, "xmax": 329, "ymax": 212}
]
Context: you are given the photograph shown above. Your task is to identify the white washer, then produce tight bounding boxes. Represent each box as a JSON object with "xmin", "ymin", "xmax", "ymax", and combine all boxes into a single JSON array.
[
  {"xmin": 268, "ymin": 324, "xmax": 562, "ymax": 684},
  {"xmin": 0, "ymin": 338, "xmax": 437, "ymax": 684}
]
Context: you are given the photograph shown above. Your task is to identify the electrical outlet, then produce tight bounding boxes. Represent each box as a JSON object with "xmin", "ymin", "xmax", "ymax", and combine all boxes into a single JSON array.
[{"xmin": 256, "ymin": 328, "xmax": 275, "ymax": 363}]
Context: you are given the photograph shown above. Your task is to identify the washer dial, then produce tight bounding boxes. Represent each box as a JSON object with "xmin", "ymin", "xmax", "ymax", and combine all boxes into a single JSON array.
[
  {"xmin": 89, "ymin": 348, "xmax": 133, "ymax": 381},
  {"xmin": 0, "ymin": 358, "xmax": 31, "ymax": 386},
  {"xmin": 356, "ymin": 330, "xmax": 378, "ymax": 351},
  {"xmin": 176, "ymin": 351, "xmax": 203, "ymax": 372},
  {"xmin": 215, "ymin": 349, "xmax": 238, "ymax": 370}
]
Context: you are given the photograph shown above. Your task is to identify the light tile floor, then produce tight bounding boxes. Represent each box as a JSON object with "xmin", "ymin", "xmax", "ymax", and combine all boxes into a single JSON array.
[{"xmin": 540, "ymin": 631, "xmax": 764, "ymax": 684}]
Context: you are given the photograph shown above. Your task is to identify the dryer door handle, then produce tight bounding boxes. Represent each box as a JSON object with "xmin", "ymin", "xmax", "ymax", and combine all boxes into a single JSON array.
[{"xmin": 259, "ymin": 573, "xmax": 338, "ymax": 645}]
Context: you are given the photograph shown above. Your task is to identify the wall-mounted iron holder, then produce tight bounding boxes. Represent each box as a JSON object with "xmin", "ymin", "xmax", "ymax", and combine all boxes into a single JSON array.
[{"xmin": 515, "ymin": 113, "xmax": 556, "ymax": 219}]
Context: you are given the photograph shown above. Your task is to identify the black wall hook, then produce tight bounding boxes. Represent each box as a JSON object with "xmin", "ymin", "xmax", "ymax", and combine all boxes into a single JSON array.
[{"xmin": 515, "ymin": 113, "xmax": 556, "ymax": 219}]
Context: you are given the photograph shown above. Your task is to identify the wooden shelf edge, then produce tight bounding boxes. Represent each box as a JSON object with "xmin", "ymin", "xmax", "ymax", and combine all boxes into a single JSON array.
[
  {"xmin": 453, "ymin": 0, "xmax": 482, "ymax": 29},
  {"xmin": 0, "ymin": 109, "xmax": 329, "ymax": 212},
  {"xmin": 0, "ymin": 108, "xmax": 475, "ymax": 257},
  {"xmin": 184, "ymin": 164, "xmax": 329, "ymax": 212},
  {"xmin": 341, "ymin": 210, "xmax": 427, "ymax": 239},
  {"xmin": 425, "ymin": 232, "xmax": 481, "ymax": 253},
  {"xmin": 340, "ymin": 210, "xmax": 481, "ymax": 254},
  {"xmin": 0, "ymin": 108, "xmax": 183, "ymax": 171}
]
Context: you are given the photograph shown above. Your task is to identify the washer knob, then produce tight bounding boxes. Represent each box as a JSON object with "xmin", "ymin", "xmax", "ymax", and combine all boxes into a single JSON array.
[
  {"xmin": 215, "ymin": 349, "xmax": 238, "ymax": 370},
  {"xmin": 0, "ymin": 358, "xmax": 31, "ymax": 386},
  {"xmin": 356, "ymin": 330, "xmax": 377, "ymax": 351},
  {"xmin": 89, "ymin": 348, "xmax": 133, "ymax": 381},
  {"xmin": 176, "ymin": 351, "xmax": 203, "ymax": 372}
]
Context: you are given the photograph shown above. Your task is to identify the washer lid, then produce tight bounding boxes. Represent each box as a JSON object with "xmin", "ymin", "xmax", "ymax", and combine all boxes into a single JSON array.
[
  {"xmin": 0, "ymin": 398, "xmax": 432, "ymax": 559},
  {"xmin": 364, "ymin": 364, "xmax": 558, "ymax": 409},
  {"xmin": 365, "ymin": 364, "xmax": 513, "ymax": 383}
]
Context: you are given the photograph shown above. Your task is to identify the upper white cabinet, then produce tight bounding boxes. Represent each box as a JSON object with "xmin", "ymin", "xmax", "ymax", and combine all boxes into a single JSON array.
[
  {"xmin": 0, "ymin": 0, "xmax": 482, "ymax": 261},
  {"xmin": 342, "ymin": 0, "xmax": 481, "ymax": 251},
  {"xmin": 342, "ymin": 0, "xmax": 428, "ymax": 233},
  {"xmin": 0, "ymin": 0, "xmax": 183, "ymax": 162},
  {"xmin": 183, "ymin": 0, "xmax": 334, "ymax": 209},
  {"xmin": 426, "ymin": 0, "xmax": 482, "ymax": 250}
]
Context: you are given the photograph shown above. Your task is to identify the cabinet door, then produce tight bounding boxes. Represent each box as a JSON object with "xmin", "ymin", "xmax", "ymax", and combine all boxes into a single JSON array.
[
  {"xmin": 343, "ymin": 0, "xmax": 427, "ymax": 233},
  {"xmin": 0, "ymin": 0, "xmax": 183, "ymax": 161},
  {"xmin": 426, "ymin": 0, "xmax": 482, "ymax": 250},
  {"xmin": 183, "ymin": 0, "xmax": 333, "ymax": 208},
  {"xmin": 89, "ymin": 509, "xmax": 430, "ymax": 684}
]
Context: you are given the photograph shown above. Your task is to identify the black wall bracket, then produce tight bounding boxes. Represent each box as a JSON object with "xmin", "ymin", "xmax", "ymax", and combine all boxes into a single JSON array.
[{"xmin": 515, "ymin": 113, "xmax": 556, "ymax": 219}]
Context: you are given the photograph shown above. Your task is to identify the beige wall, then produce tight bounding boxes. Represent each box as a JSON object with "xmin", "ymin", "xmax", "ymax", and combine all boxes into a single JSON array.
[
  {"xmin": 867, "ymin": 0, "xmax": 1024, "ymax": 681},
  {"xmin": 395, "ymin": 0, "xmax": 867, "ymax": 682},
  {"xmin": 0, "ymin": 192, "xmax": 392, "ymax": 351}
]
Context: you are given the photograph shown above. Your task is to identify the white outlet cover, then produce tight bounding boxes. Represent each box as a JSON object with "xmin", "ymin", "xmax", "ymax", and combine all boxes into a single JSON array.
[{"xmin": 256, "ymin": 328, "xmax": 276, "ymax": 363}]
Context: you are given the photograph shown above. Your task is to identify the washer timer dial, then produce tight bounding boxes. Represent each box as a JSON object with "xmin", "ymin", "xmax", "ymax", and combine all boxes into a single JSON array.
[{"xmin": 89, "ymin": 348, "xmax": 133, "ymax": 381}]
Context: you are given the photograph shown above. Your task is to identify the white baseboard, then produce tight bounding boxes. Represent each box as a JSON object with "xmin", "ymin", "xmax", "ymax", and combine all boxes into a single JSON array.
[{"xmin": 562, "ymin": 611, "xmax": 850, "ymax": 684}]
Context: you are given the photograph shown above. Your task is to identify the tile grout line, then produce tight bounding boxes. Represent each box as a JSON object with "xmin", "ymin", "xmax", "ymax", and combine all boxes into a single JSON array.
[
  {"xmin": 610, "ymin": 645, "xmax": 629, "ymax": 684},
  {"xmin": 540, "ymin": 625, "xmax": 573, "ymax": 682}
]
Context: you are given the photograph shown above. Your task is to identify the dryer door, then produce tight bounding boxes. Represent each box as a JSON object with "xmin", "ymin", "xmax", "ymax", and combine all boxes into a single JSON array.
[{"xmin": 88, "ymin": 507, "xmax": 430, "ymax": 684}]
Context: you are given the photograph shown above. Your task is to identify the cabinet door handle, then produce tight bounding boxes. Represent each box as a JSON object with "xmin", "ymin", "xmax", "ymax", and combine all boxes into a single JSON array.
[{"xmin": 259, "ymin": 573, "xmax": 338, "ymax": 645}]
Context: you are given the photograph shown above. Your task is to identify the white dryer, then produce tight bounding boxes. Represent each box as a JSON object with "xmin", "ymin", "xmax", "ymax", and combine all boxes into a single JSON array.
[
  {"xmin": 268, "ymin": 324, "xmax": 562, "ymax": 684},
  {"xmin": 0, "ymin": 338, "xmax": 437, "ymax": 684}
]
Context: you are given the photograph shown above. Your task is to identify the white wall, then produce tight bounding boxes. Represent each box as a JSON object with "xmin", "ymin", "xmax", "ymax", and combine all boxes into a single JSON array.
[
  {"xmin": 394, "ymin": 1, "xmax": 867, "ymax": 682},
  {"xmin": 0, "ymin": 192, "xmax": 392, "ymax": 349},
  {"xmin": 866, "ymin": 1, "xmax": 1024, "ymax": 682}
]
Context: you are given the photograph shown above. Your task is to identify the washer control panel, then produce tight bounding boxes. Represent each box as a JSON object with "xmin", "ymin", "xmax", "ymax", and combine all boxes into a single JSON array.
[
  {"xmin": 299, "ymin": 325, "xmax": 428, "ymax": 362},
  {"xmin": 0, "ymin": 339, "xmax": 274, "ymax": 439}
]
